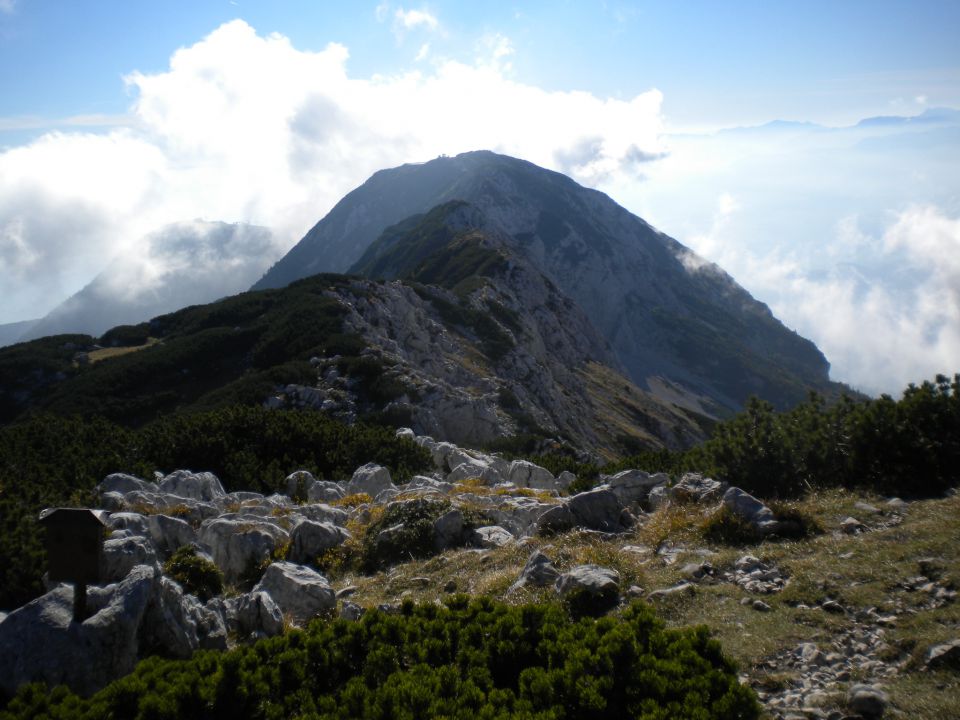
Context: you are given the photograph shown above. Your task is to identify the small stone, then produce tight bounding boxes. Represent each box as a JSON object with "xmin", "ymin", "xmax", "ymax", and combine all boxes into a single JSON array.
[
  {"xmin": 335, "ymin": 585, "xmax": 357, "ymax": 598},
  {"xmin": 822, "ymin": 600, "xmax": 846, "ymax": 614},
  {"xmin": 752, "ymin": 599, "xmax": 772, "ymax": 612},
  {"xmin": 846, "ymin": 684, "xmax": 888, "ymax": 718},
  {"xmin": 443, "ymin": 579, "xmax": 457, "ymax": 593},
  {"xmin": 626, "ymin": 585, "xmax": 644, "ymax": 598},
  {"xmin": 925, "ymin": 638, "xmax": 960, "ymax": 669}
]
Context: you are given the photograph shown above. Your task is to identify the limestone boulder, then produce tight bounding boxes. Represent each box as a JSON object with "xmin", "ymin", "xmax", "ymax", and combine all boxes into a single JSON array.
[
  {"xmin": 142, "ymin": 576, "xmax": 227, "ymax": 658},
  {"xmin": 98, "ymin": 473, "xmax": 157, "ymax": 496},
  {"xmin": 567, "ymin": 488, "xmax": 632, "ymax": 532},
  {"xmin": 284, "ymin": 470, "xmax": 317, "ymax": 501},
  {"xmin": 670, "ymin": 473, "xmax": 728, "ymax": 504},
  {"xmin": 102, "ymin": 535, "xmax": 160, "ymax": 582},
  {"xmin": 107, "ymin": 511, "xmax": 150, "ymax": 537},
  {"xmin": 146, "ymin": 514, "xmax": 198, "ymax": 557},
  {"xmin": 199, "ymin": 518, "xmax": 289, "ymax": 584},
  {"xmin": 157, "ymin": 470, "xmax": 226, "ymax": 502},
  {"xmin": 297, "ymin": 503, "xmax": 349, "ymax": 526},
  {"xmin": 432, "ymin": 509, "xmax": 466, "ymax": 551},
  {"xmin": 507, "ymin": 460, "xmax": 556, "ymax": 490},
  {"xmin": 346, "ymin": 463, "xmax": 395, "ymax": 497},
  {"xmin": 235, "ymin": 590, "xmax": 284, "ymax": 638},
  {"xmin": 254, "ymin": 561, "xmax": 336, "ymax": 625},
  {"xmin": 0, "ymin": 565, "xmax": 156, "ymax": 697},
  {"xmin": 472, "ymin": 525, "xmax": 514, "ymax": 548},
  {"xmin": 508, "ymin": 550, "xmax": 560, "ymax": 593},
  {"xmin": 307, "ymin": 481, "xmax": 346, "ymax": 504},
  {"xmin": 722, "ymin": 487, "xmax": 780, "ymax": 535},
  {"xmin": 289, "ymin": 520, "xmax": 351, "ymax": 564},
  {"xmin": 555, "ymin": 565, "xmax": 620, "ymax": 612},
  {"xmin": 604, "ymin": 469, "xmax": 665, "ymax": 507}
]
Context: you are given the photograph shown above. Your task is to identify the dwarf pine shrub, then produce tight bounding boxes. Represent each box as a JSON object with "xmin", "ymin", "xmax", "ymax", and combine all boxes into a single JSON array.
[{"xmin": 0, "ymin": 597, "xmax": 760, "ymax": 720}]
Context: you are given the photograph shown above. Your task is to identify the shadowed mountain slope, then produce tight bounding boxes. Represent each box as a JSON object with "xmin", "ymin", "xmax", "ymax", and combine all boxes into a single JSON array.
[{"xmin": 255, "ymin": 151, "xmax": 840, "ymax": 415}]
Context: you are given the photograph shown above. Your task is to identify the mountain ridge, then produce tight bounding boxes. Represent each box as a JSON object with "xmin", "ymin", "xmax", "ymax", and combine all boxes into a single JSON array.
[{"xmin": 255, "ymin": 150, "xmax": 841, "ymax": 416}]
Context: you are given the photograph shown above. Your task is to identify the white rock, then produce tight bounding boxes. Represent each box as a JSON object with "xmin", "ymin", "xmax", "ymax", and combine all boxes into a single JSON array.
[
  {"xmin": 199, "ymin": 518, "xmax": 289, "ymax": 584},
  {"xmin": 604, "ymin": 469, "xmax": 663, "ymax": 506},
  {"xmin": 102, "ymin": 535, "xmax": 159, "ymax": 582},
  {"xmin": 157, "ymin": 470, "xmax": 226, "ymax": 502},
  {"xmin": 146, "ymin": 514, "xmax": 198, "ymax": 557},
  {"xmin": 555, "ymin": 565, "xmax": 620, "ymax": 611},
  {"xmin": 346, "ymin": 463, "xmax": 395, "ymax": 496},
  {"xmin": 289, "ymin": 521, "xmax": 351, "ymax": 564},
  {"xmin": 236, "ymin": 590, "xmax": 284, "ymax": 638},
  {"xmin": 472, "ymin": 525, "xmax": 515, "ymax": 548},
  {"xmin": 254, "ymin": 561, "xmax": 336, "ymax": 625},
  {"xmin": 284, "ymin": 470, "xmax": 317, "ymax": 500},
  {"xmin": 0, "ymin": 565, "xmax": 156, "ymax": 697},
  {"xmin": 307, "ymin": 481, "xmax": 345, "ymax": 503},
  {"xmin": 722, "ymin": 487, "xmax": 780, "ymax": 534},
  {"xmin": 509, "ymin": 550, "xmax": 560, "ymax": 593},
  {"xmin": 99, "ymin": 473, "xmax": 157, "ymax": 496},
  {"xmin": 508, "ymin": 460, "xmax": 556, "ymax": 489}
]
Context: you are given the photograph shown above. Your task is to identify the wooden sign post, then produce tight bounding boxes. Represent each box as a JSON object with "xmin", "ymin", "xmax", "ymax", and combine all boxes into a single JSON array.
[{"xmin": 38, "ymin": 508, "xmax": 108, "ymax": 623}]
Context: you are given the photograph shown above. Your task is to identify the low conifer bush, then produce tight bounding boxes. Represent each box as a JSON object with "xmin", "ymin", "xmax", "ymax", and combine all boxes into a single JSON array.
[{"xmin": 0, "ymin": 597, "xmax": 760, "ymax": 720}]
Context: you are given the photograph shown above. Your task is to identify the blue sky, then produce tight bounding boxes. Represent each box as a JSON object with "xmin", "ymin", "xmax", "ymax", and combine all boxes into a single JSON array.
[
  {"xmin": 0, "ymin": 1, "xmax": 958, "ymax": 392},
  {"xmin": 3, "ymin": 1, "xmax": 958, "ymax": 135}
]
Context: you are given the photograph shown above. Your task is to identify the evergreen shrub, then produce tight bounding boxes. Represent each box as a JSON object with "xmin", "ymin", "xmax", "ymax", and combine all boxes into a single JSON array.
[{"xmin": 0, "ymin": 598, "xmax": 760, "ymax": 720}]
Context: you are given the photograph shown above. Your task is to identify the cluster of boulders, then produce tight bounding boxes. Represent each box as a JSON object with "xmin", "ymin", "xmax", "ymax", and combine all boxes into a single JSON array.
[{"xmin": 6, "ymin": 425, "xmax": 931, "ymax": 711}]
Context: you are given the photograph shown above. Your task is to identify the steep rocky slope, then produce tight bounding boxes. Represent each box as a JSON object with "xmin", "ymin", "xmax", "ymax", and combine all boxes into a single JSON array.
[
  {"xmin": 255, "ymin": 151, "xmax": 841, "ymax": 415},
  {"xmin": 268, "ymin": 202, "xmax": 706, "ymax": 451}
]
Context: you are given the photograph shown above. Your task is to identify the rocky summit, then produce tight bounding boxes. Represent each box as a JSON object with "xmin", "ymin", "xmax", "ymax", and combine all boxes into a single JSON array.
[{"xmin": 255, "ymin": 151, "xmax": 844, "ymax": 416}]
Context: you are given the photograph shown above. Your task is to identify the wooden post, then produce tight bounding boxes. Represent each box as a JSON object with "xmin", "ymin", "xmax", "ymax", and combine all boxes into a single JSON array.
[{"xmin": 73, "ymin": 582, "xmax": 87, "ymax": 623}]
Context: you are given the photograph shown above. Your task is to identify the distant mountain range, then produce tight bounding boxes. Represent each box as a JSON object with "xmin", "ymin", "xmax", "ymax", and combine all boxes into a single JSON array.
[{"xmin": 13, "ymin": 221, "xmax": 276, "ymax": 344}]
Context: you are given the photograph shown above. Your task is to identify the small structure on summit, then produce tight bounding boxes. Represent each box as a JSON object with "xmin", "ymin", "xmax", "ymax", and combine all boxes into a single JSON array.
[{"xmin": 38, "ymin": 508, "xmax": 108, "ymax": 622}]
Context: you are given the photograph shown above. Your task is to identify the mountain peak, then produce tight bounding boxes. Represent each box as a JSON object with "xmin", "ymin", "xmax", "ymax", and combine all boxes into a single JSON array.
[{"xmin": 253, "ymin": 152, "xmax": 840, "ymax": 415}]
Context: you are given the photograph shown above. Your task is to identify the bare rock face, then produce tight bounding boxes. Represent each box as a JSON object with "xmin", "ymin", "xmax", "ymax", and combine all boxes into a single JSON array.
[{"xmin": 566, "ymin": 488, "xmax": 633, "ymax": 533}]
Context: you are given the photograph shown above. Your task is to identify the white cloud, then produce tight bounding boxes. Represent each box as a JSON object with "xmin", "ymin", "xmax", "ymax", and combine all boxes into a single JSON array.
[
  {"xmin": 0, "ymin": 19, "xmax": 665, "ymax": 323},
  {"xmin": 415, "ymin": 42, "xmax": 430, "ymax": 62},
  {"xmin": 394, "ymin": 7, "xmax": 438, "ymax": 31},
  {"xmin": 677, "ymin": 202, "xmax": 960, "ymax": 395},
  {"xmin": 0, "ymin": 0, "xmax": 16, "ymax": 15}
]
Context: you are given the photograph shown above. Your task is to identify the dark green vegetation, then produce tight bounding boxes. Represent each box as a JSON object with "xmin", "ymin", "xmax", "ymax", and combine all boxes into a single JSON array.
[
  {"xmin": 357, "ymin": 498, "xmax": 488, "ymax": 573},
  {"xmin": 526, "ymin": 375, "xmax": 960, "ymax": 500},
  {"xmin": 351, "ymin": 201, "xmax": 509, "ymax": 297},
  {"xmin": 0, "ymin": 407, "xmax": 431, "ymax": 611},
  {"xmin": 162, "ymin": 546, "xmax": 224, "ymax": 602},
  {"xmin": 700, "ymin": 503, "xmax": 823, "ymax": 546},
  {"xmin": 0, "ymin": 274, "xmax": 367, "ymax": 427},
  {"xmin": 0, "ymin": 597, "xmax": 759, "ymax": 720}
]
